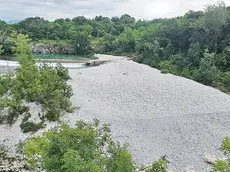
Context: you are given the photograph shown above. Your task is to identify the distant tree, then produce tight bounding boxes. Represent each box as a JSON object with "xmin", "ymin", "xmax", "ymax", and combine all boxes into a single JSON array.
[
  {"xmin": 185, "ymin": 10, "xmax": 204, "ymax": 19},
  {"xmin": 0, "ymin": 20, "xmax": 6, "ymax": 25},
  {"xmin": 120, "ymin": 14, "xmax": 135, "ymax": 25},
  {"xmin": 72, "ymin": 33, "xmax": 93, "ymax": 55},
  {"xmin": 54, "ymin": 18, "xmax": 65, "ymax": 25},
  {"xmin": 0, "ymin": 23, "xmax": 14, "ymax": 55},
  {"xmin": 82, "ymin": 24, "xmax": 93, "ymax": 36},
  {"xmin": 200, "ymin": 1, "xmax": 228, "ymax": 52},
  {"xmin": 95, "ymin": 15, "xmax": 110, "ymax": 23},
  {"xmin": 72, "ymin": 16, "xmax": 87, "ymax": 25},
  {"xmin": 194, "ymin": 49, "xmax": 220, "ymax": 85},
  {"xmin": 16, "ymin": 17, "xmax": 50, "ymax": 40},
  {"xmin": 186, "ymin": 42, "xmax": 203, "ymax": 67}
]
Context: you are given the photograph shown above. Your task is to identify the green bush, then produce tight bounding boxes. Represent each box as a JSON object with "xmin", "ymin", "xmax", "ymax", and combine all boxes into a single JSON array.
[
  {"xmin": 0, "ymin": 33, "xmax": 74, "ymax": 132},
  {"xmin": 146, "ymin": 156, "xmax": 168, "ymax": 172},
  {"xmin": 219, "ymin": 71, "xmax": 230, "ymax": 93},
  {"xmin": 159, "ymin": 60, "xmax": 179, "ymax": 75},
  {"xmin": 20, "ymin": 121, "xmax": 45, "ymax": 133},
  {"xmin": 23, "ymin": 120, "xmax": 134, "ymax": 172},
  {"xmin": 194, "ymin": 50, "xmax": 220, "ymax": 86},
  {"xmin": 23, "ymin": 120, "xmax": 169, "ymax": 172},
  {"xmin": 212, "ymin": 137, "xmax": 230, "ymax": 172}
]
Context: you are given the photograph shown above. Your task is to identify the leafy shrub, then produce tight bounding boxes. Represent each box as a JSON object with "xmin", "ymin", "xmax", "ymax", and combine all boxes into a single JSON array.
[
  {"xmin": 20, "ymin": 120, "xmax": 45, "ymax": 133},
  {"xmin": 212, "ymin": 137, "xmax": 230, "ymax": 172},
  {"xmin": 194, "ymin": 50, "xmax": 220, "ymax": 86},
  {"xmin": 159, "ymin": 60, "xmax": 179, "ymax": 75},
  {"xmin": 0, "ymin": 33, "xmax": 74, "ymax": 132},
  {"xmin": 219, "ymin": 71, "xmax": 230, "ymax": 93},
  {"xmin": 23, "ymin": 120, "xmax": 134, "ymax": 172},
  {"xmin": 72, "ymin": 32, "xmax": 93, "ymax": 55},
  {"xmin": 146, "ymin": 156, "xmax": 168, "ymax": 172}
]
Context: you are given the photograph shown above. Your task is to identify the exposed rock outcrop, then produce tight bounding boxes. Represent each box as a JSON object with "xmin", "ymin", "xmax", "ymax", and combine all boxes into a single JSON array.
[{"xmin": 30, "ymin": 43, "xmax": 74, "ymax": 54}]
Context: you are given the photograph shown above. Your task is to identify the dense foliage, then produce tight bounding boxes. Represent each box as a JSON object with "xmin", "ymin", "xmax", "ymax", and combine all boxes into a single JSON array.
[
  {"xmin": 23, "ymin": 120, "xmax": 167, "ymax": 172},
  {"xmin": 23, "ymin": 120, "xmax": 133, "ymax": 172},
  {"xmin": 0, "ymin": 33, "xmax": 74, "ymax": 132}
]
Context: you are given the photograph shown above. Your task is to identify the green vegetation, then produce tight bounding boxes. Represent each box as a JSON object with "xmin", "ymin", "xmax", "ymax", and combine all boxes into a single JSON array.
[
  {"xmin": 213, "ymin": 137, "xmax": 230, "ymax": 171},
  {"xmin": 0, "ymin": 120, "xmax": 168, "ymax": 172},
  {"xmin": 0, "ymin": 33, "xmax": 74, "ymax": 132},
  {"xmin": 22, "ymin": 119, "xmax": 168, "ymax": 172},
  {"xmin": 23, "ymin": 120, "xmax": 134, "ymax": 172}
]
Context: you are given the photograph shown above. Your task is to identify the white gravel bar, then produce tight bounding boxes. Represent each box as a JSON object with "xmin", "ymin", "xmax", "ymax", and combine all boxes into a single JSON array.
[{"xmin": 1, "ymin": 54, "xmax": 230, "ymax": 171}]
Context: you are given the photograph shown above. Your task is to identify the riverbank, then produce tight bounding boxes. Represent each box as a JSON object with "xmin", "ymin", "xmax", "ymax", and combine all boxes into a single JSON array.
[
  {"xmin": 1, "ymin": 54, "xmax": 230, "ymax": 171},
  {"xmin": 0, "ymin": 54, "xmax": 103, "ymax": 73},
  {"xmin": 0, "ymin": 54, "xmax": 97, "ymax": 62}
]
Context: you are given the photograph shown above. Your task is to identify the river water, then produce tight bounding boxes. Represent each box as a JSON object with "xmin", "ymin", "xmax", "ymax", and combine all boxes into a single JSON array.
[{"xmin": 0, "ymin": 59, "xmax": 88, "ymax": 73}]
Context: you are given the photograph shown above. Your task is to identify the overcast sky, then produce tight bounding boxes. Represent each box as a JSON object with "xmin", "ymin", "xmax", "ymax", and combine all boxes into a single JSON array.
[{"xmin": 1, "ymin": 0, "xmax": 230, "ymax": 21}]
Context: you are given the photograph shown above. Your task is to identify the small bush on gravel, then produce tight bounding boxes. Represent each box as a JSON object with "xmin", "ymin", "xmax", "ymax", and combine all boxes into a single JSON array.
[
  {"xmin": 212, "ymin": 137, "xmax": 230, "ymax": 172},
  {"xmin": 146, "ymin": 156, "xmax": 168, "ymax": 172},
  {"xmin": 0, "ymin": 33, "xmax": 74, "ymax": 132},
  {"xmin": 20, "ymin": 121, "xmax": 45, "ymax": 133}
]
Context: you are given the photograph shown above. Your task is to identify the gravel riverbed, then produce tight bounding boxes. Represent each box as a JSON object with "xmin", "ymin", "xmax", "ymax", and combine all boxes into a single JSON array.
[{"xmin": 1, "ymin": 54, "xmax": 230, "ymax": 171}]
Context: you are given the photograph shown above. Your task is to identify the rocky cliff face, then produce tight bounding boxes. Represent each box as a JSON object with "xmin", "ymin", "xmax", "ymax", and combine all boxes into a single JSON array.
[{"xmin": 30, "ymin": 43, "xmax": 74, "ymax": 54}]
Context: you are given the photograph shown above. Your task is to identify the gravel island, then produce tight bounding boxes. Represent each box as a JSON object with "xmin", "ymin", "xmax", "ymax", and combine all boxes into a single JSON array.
[{"xmin": 1, "ymin": 54, "xmax": 230, "ymax": 171}]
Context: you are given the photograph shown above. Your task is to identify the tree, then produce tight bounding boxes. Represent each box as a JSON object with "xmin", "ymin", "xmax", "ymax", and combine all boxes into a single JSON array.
[
  {"xmin": 0, "ymin": 23, "xmax": 14, "ymax": 55},
  {"xmin": 186, "ymin": 42, "xmax": 203, "ymax": 67},
  {"xmin": 120, "ymin": 14, "xmax": 135, "ymax": 27},
  {"xmin": 185, "ymin": 10, "xmax": 204, "ymax": 19},
  {"xmin": 0, "ymin": 33, "xmax": 74, "ymax": 132},
  {"xmin": 194, "ymin": 49, "xmax": 220, "ymax": 85},
  {"xmin": 82, "ymin": 24, "xmax": 93, "ymax": 36},
  {"xmin": 16, "ymin": 17, "xmax": 50, "ymax": 40},
  {"xmin": 72, "ymin": 16, "xmax": 87, "ymax": 25},
  {"xmin": 72, "ymin": 33, "xmax": 93, "ymax": 55},
  {"xmin": 200, "ymin": 1, "xmax": 228, "ymax": 52}
]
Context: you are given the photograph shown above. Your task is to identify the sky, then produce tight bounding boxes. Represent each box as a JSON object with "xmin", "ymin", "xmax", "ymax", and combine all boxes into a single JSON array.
[{"xmin": 0, "ymin": 0, "xmax": 230, "ymax": 21}]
